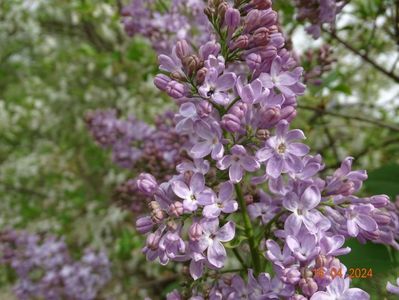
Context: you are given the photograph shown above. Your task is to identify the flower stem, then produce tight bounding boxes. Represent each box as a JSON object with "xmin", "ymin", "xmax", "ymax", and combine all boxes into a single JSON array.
[{"xmin": 234, "ymin": 183, "xmax": 261, "ymax": 274}]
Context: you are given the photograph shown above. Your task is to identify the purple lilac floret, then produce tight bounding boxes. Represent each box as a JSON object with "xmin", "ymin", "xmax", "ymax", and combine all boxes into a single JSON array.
[
  {"xmin": 0, "ymin": 230, "xmax": 111, "ymax": 300},
  {"xmin": 85, "ymin": 0, "xmax": 398, "ymax": 298}
]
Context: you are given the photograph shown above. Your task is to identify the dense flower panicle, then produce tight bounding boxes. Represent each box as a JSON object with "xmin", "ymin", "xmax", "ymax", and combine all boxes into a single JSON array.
[
  {"xmin": 83, "ymin": 0, "xmax": 399, "ymax": 298},
  {"xmin": 121, "ymin": 0, "xmax": 211, "ymax": 53},
  {"xmin": 0, "ymin": 231, "xmax": 111, "ymax": 300},
  {"xmin": 294, "ymin": 0, "xmax": 347, "ymax": 38}
]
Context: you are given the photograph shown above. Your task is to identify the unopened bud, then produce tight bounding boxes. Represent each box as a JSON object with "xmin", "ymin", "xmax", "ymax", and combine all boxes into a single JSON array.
[
  {"xmin": 197, "ymin": 100, "xmax": 213, "ymax": 117},
  {"xmin": 167, "ymin": 220, "xmax": 178, "ymax": 231},
  {"xmin": 136, "ymin": 216, "xmax": 153, "ymax": 234},
  {"xmin": 166, "ymin": 81, "xmax": 185, "ymax": 99},
  {"xmin": 230, "ymin": 35, "xmax": 249, "ymax": 50},
  {"xmin": 218, "ymin": 2, "xmax": 229, "ymax": 23},
  {"xmin": 280, "ymin": 105, "xmax": 296, "ymax": 122},
  {"xmin": 176, "ymin": 40, "xmax": 190, "ymax": 60},
  {"xmin": 189, "ymin": 223, "xmax": 203, "ymax": 241},
  {"xmin": 169, "ymin": 201, "xmax": 184, "ymax": 217},
  {"xmin": 256, "ymin": 129, "xmax": 270, "ymax": 140},
  {"xmin": 196, "ymin": 67, "xmax": 208, "ymax": 85},
  {"xmin": 246, "ymin": 53, "xmax": 262, "ymax": 70},
  {"xmin": 251, "ymin": 0, "xmax": 272, "ymax": 9},
  {"xmin": 183, "ymin": 55, "xmax": 203, "ymax": 76},
  {"xmin": 252, "ymin": 27, "xmax": 269, "ymax": 46},
  {"xmin": 221, "ymin": 114, "xmax": 241, "ymax": 132},
  {"xmin": 170, "ymin": 71, "xmax": 187, "ymax": 81},
  {"xmin": 370, "ymin": 195, "xmax": 389, "ymax": 208},
  {"xmin": 299, "ymin": 278, "xmax": 318, "ymax": 297},
  {"xmin": 257, "ymin": 106, "xmax": 280, "ymax": 128},
  {"xmin": 137, "ymin": 173, "xmax": 157, "ymax": 196},
  {"xmin": 154, "ymin": 74, "xmax": 171, "ymax": 91},
  {"xmin": 244, "ymin": 194, "xmax": 254, "ymax": 205},
  {"xmin": 224, "ymin": 7, "xmax": 240, "ymax": 29}
]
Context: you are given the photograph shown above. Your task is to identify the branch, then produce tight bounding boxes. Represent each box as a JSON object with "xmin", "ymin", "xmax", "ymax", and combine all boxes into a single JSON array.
[
  {"xmin": 298, "ymin": 104, "xmax": 399, "ymax": 132},
  {"xmin": 324, "ymin": 29, "xmax": 399, "ymax": 83}
]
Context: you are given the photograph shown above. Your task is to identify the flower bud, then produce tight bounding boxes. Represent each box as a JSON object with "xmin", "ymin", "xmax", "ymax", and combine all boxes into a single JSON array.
[
  {"xmin": 218, "ymin": 2, "xmax": 229, "ymax": 22},
  {"xmin": 280, "ymin": 105, "xmax": 297, "ymax": 122},
  {"xmin": 315, "ymin": 255, "xmax": 327, "ymax": 268},
  {"xmin": 244, "ymin": 9, "xmax": 261, "ymax": 33},
  {"xmin": 337, "ymin": 181, "xmax": 355, "ymax": 196},
  {"xmin": 170, "ymin": 71, "xmax": 186, "ymax": 81},
  {"xmin": 221, "ymin": 114, "xmax": 241, "ymax": 132},
  {"xmin": 189, "ymin": 223, "xmax": 203, "ymax": 241},
  {"xmin": 252, "ymin": 27, "xmax": 270, "ymax": 46},
  {"xmin": 167, "ymin": 220, "xmax": 178, "ymax": 231},
  {"xmin": 196, "ymin": 67, "xmax": 208, "ymax": 85},
  {"xmin": 137, "ymin": 173, "xmax": 158, "ymax": 196},
  {"xmin": 176, "ymin": 40, "xmax": 190, "ymax": 60},
  {"xmin": 282, "ymin": 268, "xmax": 301, "ymax": 284},
  {"xmin": 258, "ymin": 9, "xmax": 277, "ymax": 28},
  {"xmin": 257, "ymin": 106, "xmax": 280, "ymax": 128},
  {"xmin": 136, "ymin": 216, "xmax": 153, "ymax": 234},
  {"xmin": 251, "ymin": 0, "xmax": 272, "ymax": 9},
  {"xmin": 230, "ymin": 35, "xmax": 249, "ymax": 50},
  {"xmin": 166, "ymin": 81, "xmax": 185, "ymax": 99},
  {"xmin": 244, "ymin": 194, "xmax": 254, "ymax": 205},
  {"xmin": 299, "ymin": 278, "xmax": 318, "ymax": 297},
  {"xmin": 147, "ymin": 233, "xmax": 161, "ymax": 250},
  {"xmin": 256, "ymin": 129, "xmax": 270, "ymax": 141},
  {"xmin": 229, "ymin": 102, "xmax": 247, "ymax": 119},
  {"xmin": 372, "ymin": 210, "xmax": 391, "ymax": 225},
  {"xmin": 151, "ymin": 209, "xmax": 165, "ymax": 223},
  {"xmin": 204, "ymin": 7, "xmax": 213, "ymax": 19},
  {"xmin": 169, "ymin": 201, "xmax": 184, "ymax": 217},
  {"xmin": 246, "ymin": 53, "xmax": 262, "ymax": 70},
  {"xmin": 300, "ymin": 267, "xmax": 314, "ymax": 279},
  {"xmin": 225, "ymin": 7, "xmax": 240, "ymax": 29},
  {"xmin": 183, "ymin": 55, "xmax": 203, "ymax": 76},
  {"xmin": 154, "ymin": 74, "xmax": 171, "ymax": 91},
  {"xmin": 199, "ymin": 41, "xmax": 221, "ymax": 60},
  {"xmin": 197, "ymin": 100, "xmax": 213, "ymax": 117},
  {"xmin": 370, "ymin": 195, "xmax": 389, "ymax": 208}
]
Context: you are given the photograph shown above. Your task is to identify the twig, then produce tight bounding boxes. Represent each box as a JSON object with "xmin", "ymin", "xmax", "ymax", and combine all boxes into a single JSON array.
[
  {"xmin": 298, "ymin": 105, "xmax": 399, "ymax": 132},
  {"xmin": 324, "ymin": 29, "xmax": 399, "ymax": 83}
]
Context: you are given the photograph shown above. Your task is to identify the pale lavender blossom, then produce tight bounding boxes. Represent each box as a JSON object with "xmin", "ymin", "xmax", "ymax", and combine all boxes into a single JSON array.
[
  {"xmin": 256, "ymin": 120, "xmax": 309, "ymax": 178},
  {"xmin": 171, "ymin": 173, "xmax": 213, "ymax": 212},
  {"xmin": 198, "ymin": 68, "xmax": 237, "ymax": 106},
  {"xmin": 311, "ymin": 277, "xmax": 370, "ymax": 300},
  {"xmin": 387, "ymin": 278, "xmax": 399, "ymax": 295},
  {"xmin": 217, "ymin": 145, "xmax": 260, "ymax": 183},
  {"xmin": 202, "ymin": 181, "xmax": 238, "ymax": 218}
]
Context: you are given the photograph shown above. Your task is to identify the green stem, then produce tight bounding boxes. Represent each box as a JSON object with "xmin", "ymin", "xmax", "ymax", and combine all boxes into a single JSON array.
[
  {"xmin": 234, "ymin": 183, "xmax": 261, "ymax": 274},
  {"xmin": 232, "ymin": 247, "xmax": 247, "ymax": 269}
]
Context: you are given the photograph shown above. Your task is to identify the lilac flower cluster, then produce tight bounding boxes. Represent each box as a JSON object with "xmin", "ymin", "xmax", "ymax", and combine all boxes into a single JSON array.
[
  {"xmin": 127, "ymin": 0, "xmax": 399, "ymax": 298},
  {"xmin": 0, "ymin": 230, "xmax": 111, "ymax": 300},
  {"xmin": 121, "ymin": 0, "xmax": 211, "ymax": 53},
  {"xmin": 85, "ymin": 110, "xmax": 188, "ymax": 174},
  {"xmin": 294, "ymin": 0, "xmax": 346, "ymax": 38}
]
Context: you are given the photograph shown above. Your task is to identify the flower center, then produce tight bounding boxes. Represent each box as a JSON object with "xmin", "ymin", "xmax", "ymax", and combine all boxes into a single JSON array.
[
  {"xmin": 190, "ymin": 194, "xmax": 196, "ymax": 201},
  {"xmin": 207, "ymin": 88, "xmax": 215, "ymax": 97},
  {"xmin": 278, "ymin": 143, "xmax": 286, "ymax": 154}
]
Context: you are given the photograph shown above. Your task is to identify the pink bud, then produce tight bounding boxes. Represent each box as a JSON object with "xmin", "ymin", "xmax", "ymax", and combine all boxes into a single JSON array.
[
  {"xmin": 197, "ymin": 100, "xmax": 213, "ymax": 117},
  {"xmin": 280, "ymin": 105, "xmax": 297, "ymax": 122},
  {"xmin": 221, "ymin": 114, "xmax": 241, "ymax": 132},
  {"xmin": 225, "ymin": 8, "xmax": 240, "ymax": 29},
  {"xmin": 251, "ymin": 0, "xmax": 272, "ymax": 9},
  {"xmin": 299, "ymin": 278, "xmax": 318, "ymax": 297},
  {"xmin": 230, "ymin": 35, "xmax": 249, "ymax": 50},
  {"xmin": 166, "ymin": 81, "xmax": 185, "ymax": 99},
  {"xmin": 252, "ymin": 27, "xmax": 269, "ymax": 46},
  {"xmin": 169, "ymin": 202, "xmax": 184, "ymax": 217},
  {"xmin": 137, "ymin": 173, "xmax": 158, "ymax": 196},
  {"xmin": 257, "ymin": 106, "xmax": 280, "ymax": 128},
  {"xmin": 154, "ymin": 74, "xmax": 171, "ymax": 91},
  {"xmin": 176, "ymin": 40, "xmax": 190, "ymax": 60},
  {"xmin": 189, "ymin": 223, "xmax": 203, "ymax": 241},
  {"xmin": 246, "ymin": 53, "xmax": 262, "ymax": 70},
  {"xmin": 136, "ymin": 216, "xmax": 153, "ymax": 234}
]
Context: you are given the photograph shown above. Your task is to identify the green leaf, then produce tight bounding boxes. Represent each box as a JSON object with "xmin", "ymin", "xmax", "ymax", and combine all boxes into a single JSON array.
[{"xmin": 365, "ymin": 164, "xmax": 399, "ymax": 200}]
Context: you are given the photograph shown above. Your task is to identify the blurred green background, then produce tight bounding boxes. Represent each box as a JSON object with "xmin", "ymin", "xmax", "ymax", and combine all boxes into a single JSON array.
[{"xmin": 0, "ymin": 0, "xmax": 398, "ymax": 298}]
